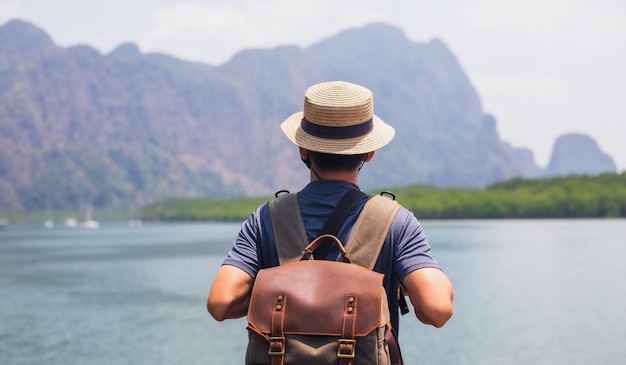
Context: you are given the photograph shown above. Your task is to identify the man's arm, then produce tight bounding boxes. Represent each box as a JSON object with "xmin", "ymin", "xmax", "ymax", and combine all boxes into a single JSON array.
[
  {"xmin": 207, "ymin": 264, "xmax": 254, "ymax": 321},
  {"xmin": 402, "ymin": 267, "xmax": 454, "ymax": 328}
]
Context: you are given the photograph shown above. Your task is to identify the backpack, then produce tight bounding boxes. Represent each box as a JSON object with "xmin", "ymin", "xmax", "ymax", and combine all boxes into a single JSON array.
[{"xmin": 245, "ymin": 192, "xmax": 404, "ymax": 365}]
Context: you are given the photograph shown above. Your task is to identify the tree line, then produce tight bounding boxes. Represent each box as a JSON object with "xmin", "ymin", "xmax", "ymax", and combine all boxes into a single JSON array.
[{"xmin": 138, "ymin": 173, "xmax": 626, "ymax": 221}]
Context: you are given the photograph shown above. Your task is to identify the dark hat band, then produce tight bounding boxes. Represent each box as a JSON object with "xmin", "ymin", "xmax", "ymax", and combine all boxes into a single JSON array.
[{"xmin": 301, "ymin": 117, "xmax": 374, "ymax": 140}]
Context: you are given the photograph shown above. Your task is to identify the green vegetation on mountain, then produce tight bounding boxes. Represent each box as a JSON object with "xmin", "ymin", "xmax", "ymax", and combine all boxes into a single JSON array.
[
  {"xmin": 138, "ymin": 173, "xmax": 626, "ymax": 221},
  {"xmin": 394, "ymin": 173, "xmax": 626, "ymax": 219}
]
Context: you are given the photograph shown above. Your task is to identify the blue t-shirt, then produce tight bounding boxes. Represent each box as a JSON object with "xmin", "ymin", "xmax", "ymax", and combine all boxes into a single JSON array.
[{"xmin": 223, "ymin": 180, "xmax": 441, "ymax": 332}]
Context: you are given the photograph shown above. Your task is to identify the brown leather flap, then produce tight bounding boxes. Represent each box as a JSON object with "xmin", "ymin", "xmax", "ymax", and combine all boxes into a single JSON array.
[{"xmin": 247, "ymin": 260, "xmax": 390, "ymax": 337}]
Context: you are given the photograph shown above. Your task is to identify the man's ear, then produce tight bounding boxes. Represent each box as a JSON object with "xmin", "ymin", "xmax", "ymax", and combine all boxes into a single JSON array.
[
  {"xmin": 299, "ymin": 147, "xmax": 309, "ymax": 160},
  {"xmin": 299, "ymin": 147, "xmax": 312, "ymax": 169},
  {"xmin": 364, "ymin": 151, "xmax": 376, "ymax": 162}
]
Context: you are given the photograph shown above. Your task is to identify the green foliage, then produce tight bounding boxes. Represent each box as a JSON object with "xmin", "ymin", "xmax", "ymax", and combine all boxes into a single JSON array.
[
  {"xmin": 392, "ymin": 173, "xmax": 626, "ymax": 219},
  {"xmin": 139, "ymin": 196, "xmax": 273, "ymax": 221},
  {"xmin": 138, "ymin": 173, "xmax": 626, "ymax": 221}
]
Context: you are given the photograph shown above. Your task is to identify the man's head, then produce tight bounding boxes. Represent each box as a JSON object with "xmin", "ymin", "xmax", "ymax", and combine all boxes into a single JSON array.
[{"xmin": 280, "ymin": 81, "xmax": 395, "ymax": 157}]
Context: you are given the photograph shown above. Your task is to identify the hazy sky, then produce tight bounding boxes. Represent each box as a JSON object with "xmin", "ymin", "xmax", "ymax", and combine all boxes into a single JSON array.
[{"xmin": 2, "ymin": 0, "xmax": 625, "ymax": 170}]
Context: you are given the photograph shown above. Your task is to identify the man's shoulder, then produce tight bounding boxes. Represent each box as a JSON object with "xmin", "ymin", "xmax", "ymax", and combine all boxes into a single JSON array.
[{"xmin": 387, "ymin": 203, "xmax": 421, "ymax": 233}]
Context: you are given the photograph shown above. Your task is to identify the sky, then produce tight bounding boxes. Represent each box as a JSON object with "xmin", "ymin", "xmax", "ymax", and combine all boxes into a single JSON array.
[{"xmin": 2, "ymin": 0, "xmax": 625, "ymax": 171}]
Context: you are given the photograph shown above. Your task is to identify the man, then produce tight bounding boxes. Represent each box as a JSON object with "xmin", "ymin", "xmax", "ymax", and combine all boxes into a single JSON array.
[{"xmin": 207, "ymin": 81, "xmax": 453, "ymax": 334}]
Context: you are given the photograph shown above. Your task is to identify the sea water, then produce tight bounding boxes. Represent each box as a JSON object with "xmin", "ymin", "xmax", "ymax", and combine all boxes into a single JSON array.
[{"xmin": 1, "ymin": 219, "xmax": 625, "ymax": 364}]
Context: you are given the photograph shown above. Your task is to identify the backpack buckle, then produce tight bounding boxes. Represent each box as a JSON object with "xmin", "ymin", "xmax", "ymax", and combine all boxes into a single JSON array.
[
  {"xmin": 337, "ymin": 339, "xmax": 356, "ymax": 358},
  {"xmin": 268, "ymin": 336, "xmax": 285, "ymax": 356}
]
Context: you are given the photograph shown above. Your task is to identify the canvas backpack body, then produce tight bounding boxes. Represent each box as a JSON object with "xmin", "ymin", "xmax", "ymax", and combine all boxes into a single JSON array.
[{"xmin": 244, "ymin": 193, "xmax": 403, "ymax": 365}]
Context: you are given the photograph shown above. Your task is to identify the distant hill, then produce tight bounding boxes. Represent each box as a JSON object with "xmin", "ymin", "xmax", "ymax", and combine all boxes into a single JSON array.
[
  {"xmin": 544, "ymin": 133, "xmax": 616, "ymax": 177},
  {"xmin": 0, "ymin": 19, "xmax": 616, "ymax": 211}
]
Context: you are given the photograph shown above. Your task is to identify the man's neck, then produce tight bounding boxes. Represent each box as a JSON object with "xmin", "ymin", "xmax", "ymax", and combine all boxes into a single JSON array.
[{"xmin": 310, "ymin": 169, "xmax": 359, "ymax": 187}]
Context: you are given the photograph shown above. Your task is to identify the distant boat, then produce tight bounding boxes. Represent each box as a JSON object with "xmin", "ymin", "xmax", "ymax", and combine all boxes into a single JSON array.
[
  {"xmin": 0, "ymin": 218, "xmax": 9, "ymax": 230},
  {"xmin": 44, "ymin": 219, "xmax": 54, "ymax": 228},
  {"xmin": 64, "ymin": 218, "xmax": 78, "ymax": 228},
  {"xmin": 128, "ymin": 219, "xmax": 143, "ymax": 227},
  {"xmin": 81, "ymin": 220, "xmax": 100, "ymax": 229},
  {"xmin": 81, "ymin": 206, "xmax": 99, "ymax": 229}
]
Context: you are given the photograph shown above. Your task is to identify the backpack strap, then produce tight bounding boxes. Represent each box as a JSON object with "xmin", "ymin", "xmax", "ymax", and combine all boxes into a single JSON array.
[
  {"xmin": 314, "ymin": 188, "xmax": 367, "ymax": 260},
  {"xmin": 344, "ymin": 195, "xmax": 410, "ymax": 317},
  {"xmin": 344, "ymin": 195, "xmax": 404, "ymax": 365},
  {"xmin": 345, "ymin": 195, "xmax": 401, "ymax": 270},
  {"xmin": 268, "ymin": 193, "xmax": 308, "ymax": 265}
]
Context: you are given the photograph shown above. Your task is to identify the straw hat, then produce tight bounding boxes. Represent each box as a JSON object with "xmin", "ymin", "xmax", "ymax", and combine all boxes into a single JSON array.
[{"xmin": 280, "ymin": 81, "xmax": 395, "ymax": 154}]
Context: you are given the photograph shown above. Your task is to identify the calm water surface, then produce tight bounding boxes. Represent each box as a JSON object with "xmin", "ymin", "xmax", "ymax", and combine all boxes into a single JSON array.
[{"xmin": 1, "ymin": 219, "xmax": 625, "ymax": 364}]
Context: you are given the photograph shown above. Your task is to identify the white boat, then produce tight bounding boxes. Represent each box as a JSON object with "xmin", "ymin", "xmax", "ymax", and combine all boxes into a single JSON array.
[
  {"xmin": 81, "ymin": 206, "xmax": 99, "ymax": 229},
  {"xmin": 44, "ymin": 219, "xmax": 54, "ymax": 228},
  {"xmin": 64, "ymin": 218, "xmax": 78, "ymax": 228},
  {"xmin": 81, "ymin": 220, "xmax": 100, "ymax": 229},
  {"xmin": 128, "ymin": 219, "xmax": 143, "ymax": 227}
]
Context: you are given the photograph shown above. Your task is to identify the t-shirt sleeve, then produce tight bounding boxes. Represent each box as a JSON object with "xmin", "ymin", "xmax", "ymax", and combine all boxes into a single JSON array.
[
  {"xmin": 221, "ymin": 204, "xmax": 266, "ymax": 278},
  {"xmin": 392, "ymin": 207, "xmax": 441, "ymax": 281}
]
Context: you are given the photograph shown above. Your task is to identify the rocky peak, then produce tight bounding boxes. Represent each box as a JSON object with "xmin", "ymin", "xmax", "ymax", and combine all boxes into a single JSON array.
[
  {"xmin": 545, "ymin": 133, "xmax": 616, "ymax": 176},
  {"xmin": 108, "ymin": 43, "xmax": 141, "ymax": 59},
  {"xmin": 0, "ymin": 19, "xmax": 56, "ymax": 64}
]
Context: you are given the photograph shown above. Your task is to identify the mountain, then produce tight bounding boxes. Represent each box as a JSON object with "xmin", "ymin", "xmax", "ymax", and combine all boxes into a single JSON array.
[
  {"xmin": 0, "ymin": 19, "xmax": 615, "ymax": 211},
  {"xmin": 544, "ymin": 133, "xmax": 616, "ymax": 176}
]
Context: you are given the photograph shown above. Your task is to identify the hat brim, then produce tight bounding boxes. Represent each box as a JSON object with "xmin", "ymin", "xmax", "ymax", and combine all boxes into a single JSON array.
[{"xmin": 280, "ymin": 112, "xmax": 395, "ymax": 154}]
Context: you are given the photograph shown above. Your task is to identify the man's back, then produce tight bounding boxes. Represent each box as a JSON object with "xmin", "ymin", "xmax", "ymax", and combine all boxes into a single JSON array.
[{"xmin": 222, "ymin": 180, "xmax": 441, "ymax": 332}]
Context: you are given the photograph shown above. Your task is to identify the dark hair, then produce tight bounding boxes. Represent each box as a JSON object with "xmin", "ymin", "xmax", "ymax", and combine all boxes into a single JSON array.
[{"xmin": 308, "ymin": 151, "xmax": 368, "ymax": 172}]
